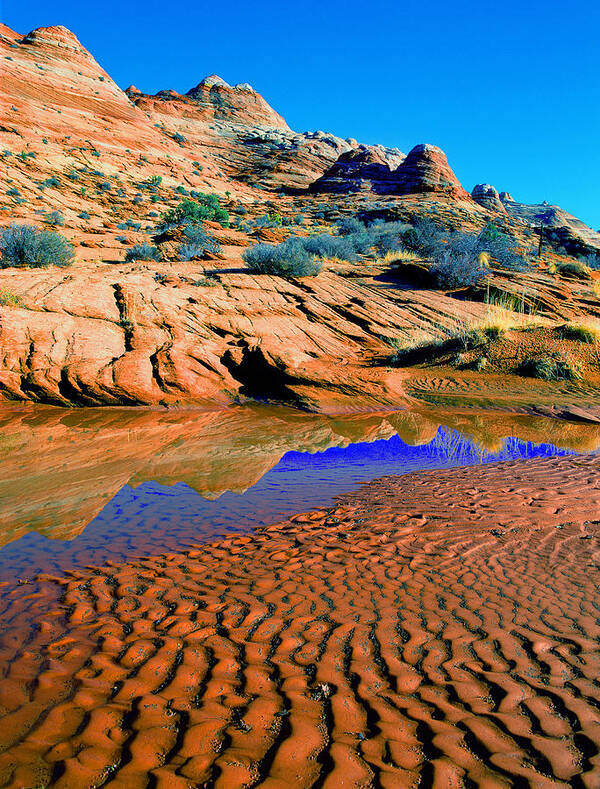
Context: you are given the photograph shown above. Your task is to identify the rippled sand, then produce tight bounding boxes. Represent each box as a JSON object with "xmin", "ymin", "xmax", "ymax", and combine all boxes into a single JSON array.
[{"xmin": 1, "ymin": 455, "xmax": 600, "ymax": 787}]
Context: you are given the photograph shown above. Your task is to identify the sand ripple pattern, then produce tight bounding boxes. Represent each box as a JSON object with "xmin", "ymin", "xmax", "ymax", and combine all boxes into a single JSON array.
[{"xmin": 0, "ymin": 455, "xmax": 600, "ymax": 787}]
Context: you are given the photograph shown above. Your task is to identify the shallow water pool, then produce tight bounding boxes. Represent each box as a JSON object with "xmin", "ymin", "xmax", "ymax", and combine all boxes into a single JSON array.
[{"xmin": 1, "ymin": 404, "xmax": 595, "ymax": 582}]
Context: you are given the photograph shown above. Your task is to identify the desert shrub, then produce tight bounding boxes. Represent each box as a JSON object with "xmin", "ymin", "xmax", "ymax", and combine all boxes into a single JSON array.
[
  {"xmin": 477, "ymin": 223, "xmax": 529, "ymax": 271},
  {"xmin": 518, "ymin": 353, "xmax": 581, "ymax": 381},
  {"xmin": 336, "ymin": 217, "xmax": 364, "ymax": 236},
  {"xmin": 294, "ymin": 213, "xmax": 305, "ymax": 225},
  {"xmin": 45, "ymin": 211, "xmax": 64, "ymax": 226},
  {"xmin": 133, "ymin": 194, "xmax": 143, "ymax": 205},
  {"xmin": 0, "ymin": 224, "xmax": 74, "ymax": 268},
  {"xmin": 586, "ymin": 253, "xmax": 600, "ymax": 270},
  {"xmin": 400, "ymin": 220, "xmax": 524, "ymax": 275},
  {"xmin": 118, "ymin": 220, "xmax": 142, "ymax": 231},
  {"xmin": 97, "ymin": 180, "xmax": 111, "ymax": 192},
  {"xmin": 172, "ymin": 132, "xmax": 187, "ymax": 144},
  {"xmin": 249, "ymin": 213, "xmax": 282, "ymax": 229},
  {"xmin": 300, "ymin": 233, "xmax": 358, "ymax": 261},
  {"xmin": 6, "ymin": 187, "xmax": 20, "ymax": 197},
  {"xmin": 401, "ymin": 219, "xmax": 447, "ymax": 256},
  {"xmin": 243, "ymin": 238, "xmax": 322, "ymax": 277},
  {"xmin": 78, "ymin": 211, "xmax": 90, "ymax": 220},
  {"xmin": 364, "ymin": 221, "xmax": 412, "ymax": 256},
  {"xmin": 43, "ymin": 176, "xmax": 60, "ymax": 188},
  {"xmin": 124, "ymin": 242, "xmax": 161, "ymax": 262},
  {"xmin": 193, "ymin": 275, "xmax": 219, "ymax": 287},
  {"xmin": 66, "ymin": 169, "xmax": 81, "ymax": 181},
  {"xmin": 148, "ymin": 175, "xmax": 162, "ymax": 187},
  {"xmin": 115, "ymin": 235, "xmax": 127, "ymax": 243},
  {"xmin": 159, "ymin": 196, "xmax": 229, "ymax": 228},
  {"xmin": 179, "ymin": 244, "xmax": 205, "ymax": 260},
  {"xmin": 177, "ymin": 224, "xmax": 221, "ymax": 259},
  {"xmin": 431, "ymin": 233, "xmax": 487, "ymax": 288}
]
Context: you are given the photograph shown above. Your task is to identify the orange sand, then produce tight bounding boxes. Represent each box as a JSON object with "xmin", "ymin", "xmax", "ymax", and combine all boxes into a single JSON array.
[{"xmin": 0, "ymin": 455, "xmax": 599, "ymax": 787}]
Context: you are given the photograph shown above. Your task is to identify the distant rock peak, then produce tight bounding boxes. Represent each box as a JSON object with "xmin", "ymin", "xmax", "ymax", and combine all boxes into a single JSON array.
[
  {"xmin": 471, "ymin": 183, "xmax": 506, "ymax": 213},
  {"xmin": 22, "ymin": 25, "xmax": 86, "ymax": 53},
  {"xmin": 310, "ymin": 141, "xmax": 468, "ymax": 198},
  {"xmin": 197, "ymin": 74, "xmax": 230, "ymax": 89},
  {"xmin": 188, "ymin": 75, "xmax": 256, "ymax": 94}
]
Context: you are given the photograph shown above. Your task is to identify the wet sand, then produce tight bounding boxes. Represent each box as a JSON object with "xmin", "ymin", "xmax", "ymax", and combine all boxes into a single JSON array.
[{"xmin": 1, "ymin": 454, "xmax": 600, "ymax": 787}]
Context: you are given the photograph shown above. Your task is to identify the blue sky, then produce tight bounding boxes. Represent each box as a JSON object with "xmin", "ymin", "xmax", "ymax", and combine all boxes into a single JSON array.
[{"xmin": 5, "ymin": 0, "xmax": 599, "ymax": 229}]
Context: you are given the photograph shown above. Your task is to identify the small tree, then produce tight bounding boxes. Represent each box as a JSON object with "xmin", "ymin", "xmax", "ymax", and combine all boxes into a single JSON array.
[{"xmin": 159, "ymin": 196, "xmax": 229, "ymax": 228}]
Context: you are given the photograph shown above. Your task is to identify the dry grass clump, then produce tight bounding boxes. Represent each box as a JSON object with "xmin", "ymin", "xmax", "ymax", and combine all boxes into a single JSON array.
[
  {"xmin": 382, "ymin": 248, "xmax": 420, "ymax": 265},
  {"xmin": 517, "ymin": 353, "xmax": 581, "ymax": 382},
  {"xmin": 555, "ymin": 320, "xmax": 600, "ymax": 344},
  {"xmin": 480, "ymin": 291, "xmax": 544, "ymax": 335},
  {"xmin": 0, "ymin": 289, "xmax": 24, "ymax": 307},
  {"xmin": 553, "ymin": 260, "xmax": 591, "ymax": 279},
  {"xmin": 387, "ymin": 323, "xmax": 486, "ymax": 366}
]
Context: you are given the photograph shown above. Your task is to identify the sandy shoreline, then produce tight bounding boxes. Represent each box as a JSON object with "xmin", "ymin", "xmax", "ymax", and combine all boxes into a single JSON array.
[{"xmin": 0, "ymin": 454, "xmax": 599, "ymax": 787}]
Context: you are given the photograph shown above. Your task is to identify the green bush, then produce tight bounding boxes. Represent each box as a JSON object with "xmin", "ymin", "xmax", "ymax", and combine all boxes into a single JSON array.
[
  {"xmin": 159, "ymin": 196, "xmax": 229, "ymax": 228},
  {"xmin": 0, "ymin": 224, "xmax": 74, "ymax": 268},
  {"xmin": 243, "ymin": 238, "xmax": 322, "ymax": 277}
]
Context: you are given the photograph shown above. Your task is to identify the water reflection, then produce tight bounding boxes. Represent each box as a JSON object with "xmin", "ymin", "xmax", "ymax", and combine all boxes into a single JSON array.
[{"xmin": 1, "ymin": 403, "xmax": 597, "ymax": 581}]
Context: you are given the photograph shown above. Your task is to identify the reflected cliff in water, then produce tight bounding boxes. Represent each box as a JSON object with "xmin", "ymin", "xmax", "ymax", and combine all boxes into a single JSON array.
[{"xmin": 1, "ymin": 403, "xmax": 599, "ymax": 581}]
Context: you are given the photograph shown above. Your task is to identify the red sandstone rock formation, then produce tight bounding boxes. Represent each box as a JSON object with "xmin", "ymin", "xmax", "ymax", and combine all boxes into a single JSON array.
[
  {"xmin": 389, "ymin": 144, "xmax": 470, "ymax": 198},
  {"xmin": 308, "ymin": 145, "xmax": 398, "ymax": 193},
  {"xmin": 310, "ymin": 143, "xmax": 470, "ymax": 199},
  {"xmin": 185, "ymin": 75, "xmax": 289, "ymax": 129}
]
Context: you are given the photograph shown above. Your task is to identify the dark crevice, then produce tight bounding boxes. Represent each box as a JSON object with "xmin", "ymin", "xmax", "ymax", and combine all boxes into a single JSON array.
[{"xmin": 220, "ymin": 343, "xmax": 309, "ymax": 408}]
